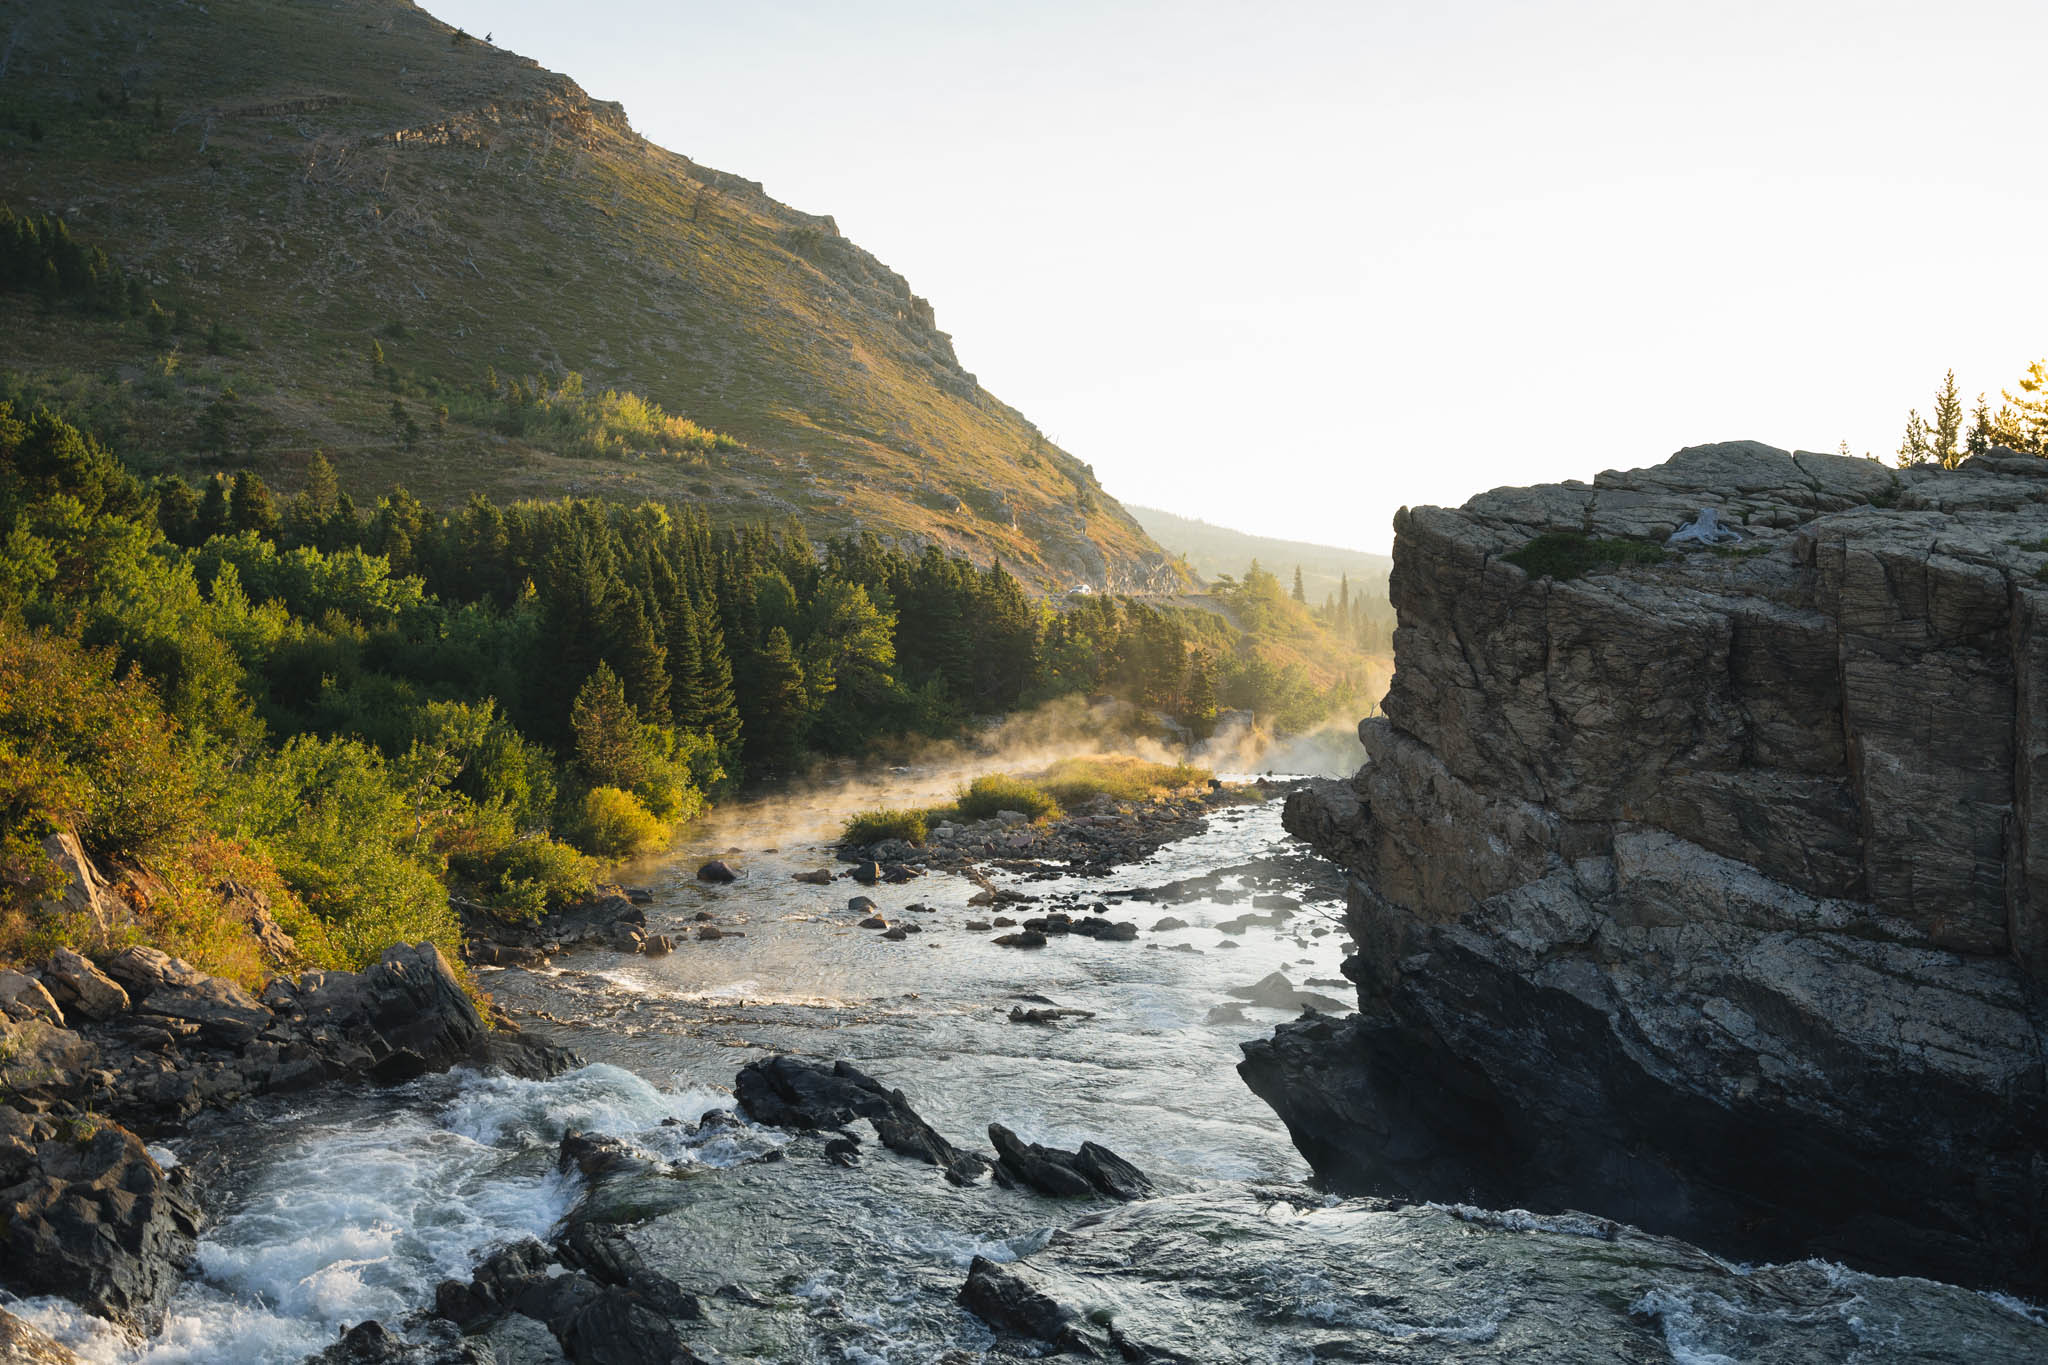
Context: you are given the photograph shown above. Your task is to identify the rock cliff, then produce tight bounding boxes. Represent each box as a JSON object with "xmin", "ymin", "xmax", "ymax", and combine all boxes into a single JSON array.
[{"xmin": 1241, "ymin": 442, "xmax": 2048, "ymax": 1294}]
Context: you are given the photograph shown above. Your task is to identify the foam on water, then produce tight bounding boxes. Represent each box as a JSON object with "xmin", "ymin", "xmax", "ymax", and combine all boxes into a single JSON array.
[{"xmin": 15, "ymin": 1064, "xmax": 702, "ymax": 1365}]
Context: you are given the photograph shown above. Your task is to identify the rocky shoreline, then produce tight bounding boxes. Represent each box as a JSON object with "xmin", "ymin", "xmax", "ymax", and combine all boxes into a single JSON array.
[
  {"xmin": 0, "ymin": 929, "xmax": 576, "ymax": 1352},
  {"xmin": 1241, "ymin": 443, "xmax": 2048, "ymax": 1296}
]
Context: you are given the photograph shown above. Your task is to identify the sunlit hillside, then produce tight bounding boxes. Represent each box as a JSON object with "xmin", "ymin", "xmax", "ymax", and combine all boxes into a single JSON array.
[{"xmin": 0, "ymin": 0, "xmax": 1182, "ymax": 589}]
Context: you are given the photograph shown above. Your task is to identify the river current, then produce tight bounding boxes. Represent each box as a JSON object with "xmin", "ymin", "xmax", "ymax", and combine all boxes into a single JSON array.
[{"xmin": 12, "ymin": 773, "xmax": 2046, "ymax": 1364}]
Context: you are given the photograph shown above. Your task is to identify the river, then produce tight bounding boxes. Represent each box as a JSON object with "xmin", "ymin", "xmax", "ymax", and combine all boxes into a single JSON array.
[{"xmin": 13, "ymin": 771, "xmax": 2046, "ymax": 1364}]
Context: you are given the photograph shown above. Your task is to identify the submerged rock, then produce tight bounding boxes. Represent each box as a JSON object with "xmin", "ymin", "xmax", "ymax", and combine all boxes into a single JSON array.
[
  {"xmin": 1247, "ymin": 443, "xmax": 2048, "ymax": 1295},
  {"xmin": 957, "ymin": 1186, "xmax": 2048, "ymax": 1363},
  {"xmin": 733, "ymin": 1057, "xmax": 986, "ymax": 1184}
]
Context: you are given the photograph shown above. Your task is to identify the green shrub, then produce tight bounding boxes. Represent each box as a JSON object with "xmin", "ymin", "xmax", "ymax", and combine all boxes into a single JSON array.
[
  {"xmin": 458, "ymin": 834, "xmax": 596, "ymax": 922},
  {"xmin": 951, "ymin": 773, "xmax": 1061, "ymax": 823},
  {"xmin": 564, "ymin": 785, "xmax": 669, "ymax": 859},
  {"xmin": 840, "ymin": 807, "xmax": 929, "ymax": 847},
  {"xmin": 1503, "ymin": 532, "xmax": 1670, "ymax": 582}
]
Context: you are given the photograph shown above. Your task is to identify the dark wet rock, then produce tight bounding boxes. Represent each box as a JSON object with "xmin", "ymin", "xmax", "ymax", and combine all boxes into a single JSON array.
[
  {"xmin": 1009, "ymin": 1005, "xmax": 1095, "ymax": 1026},
  {"xmin": 823, "ymin": 1135, "xmax": 862, "ymax": 1166},
  {"xmin": 857, "ymin": 916, "xmax": 888, "ymax": 930},
  {"xmin": 466, "ymin": 941, "xmax": 551, "ymax": 968},
  {"xmin": 1227, "ymin": 972, "xmax": 1349, "ymax": 1014},
  {"xmin": 694, "ymin": 925, "xmax": 723, "ymax": 941},
  {"xmin": 881, "ymin": 927, "xmax": 908, "ymax": 940},
  {"xmin": 993, "ymin": 930, "xmax": 1046, "ymax": 949},
  {"xmin": 734, "ymin": 1057, "xmax": 985, "ymax": 1183},
  {"xmin": 792, "ymin": 868, "xmax": 834, "ymax": 885},
  {"xmin": 991, "ymin": 915, "xmax": 1015, "ymax": 927},
  {"xmin": 849, "ymin": 862, "xmax": 882, "ymax": 885},
  {"xmin": 957, "ymin": 1256, "xmax": 1115, "ymax": 1358},
  {"xmin": 605, "ymin": 923, "xmax": 647, "ymax": 953},
  {"xmin": 513, "ymin": 1272, "xmax": 708, "ymax": 1365},
  {"xmin": 641, "ymin": 934, "xmax": 674, "ymax": 956},
  {"xmin": 309, "ymin": 1318, "xmax": 484, "ymax": 1363},
  {"xmin": 713, "ymin": 1282, "xmax": 770, "ymax": 1306},
  {"xmin": 1150, "ymin": 916, "xmax": 1189, "ymax": 932},
  {"xmin": 1204, "ymin": 1002, "xmax": 1249, "ymax": 1025},
  {"xmin": 557, "ymin": 1130, "xmax": 663, "ymax": 1182},
  {"xmin": 847, "ymin": 895, "xmax": 878, "ymax": 914},
  {"xmin": 0, "ymin": 1120, "xmax": 201, "ymax": 1333},
  {"xmin": 40, "ymin": 948, "xmax": 129, "ymax": 1021},
  {"xmin": 556, "ymin": 1220, "xmax": 703, "ymax": 1320},
  {"xmin": 964, "ymin": 920, "xmax": 991, "ymax": 931},
  {"xmin": 988, "ymin": 1124, "xmax": 1151, "ymax": 1201},
  {"xmin": 881, "ymin": 863, "xmax": 920, "ymax": 884},
  {"xmin": 696, "ymin": 860, "xmax": 737, "ymax": 883},
  {"xmin": 0, "ymin": 1305, "xmax": 82, "ymax": 1364}
]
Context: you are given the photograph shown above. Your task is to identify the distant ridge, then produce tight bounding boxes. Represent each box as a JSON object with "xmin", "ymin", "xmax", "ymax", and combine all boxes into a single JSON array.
[{"xmin": 1128, "ymin": 505, "xmax": 1389, "ymax": 606}]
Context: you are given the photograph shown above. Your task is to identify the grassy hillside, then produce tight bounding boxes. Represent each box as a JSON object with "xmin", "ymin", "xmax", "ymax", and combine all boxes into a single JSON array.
[
  {"xmin": 0, "ymin": 0, "xmax": 1181, "ymax": 589},
  {"xmin": 1129, "ymin": 504, "xmax": 1390, "ymax": 607}
]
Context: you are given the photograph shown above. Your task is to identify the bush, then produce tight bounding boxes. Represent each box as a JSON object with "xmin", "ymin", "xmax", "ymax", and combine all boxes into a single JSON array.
[
  {"xmin": 1503, "ymin": 532, "xmax": 1670, "ymax": 582},
  {"xmin": 951, "ymin": 773, "xmax": 1061, "ymax": 823},
  {"xmin": 840, "ymin": 807, "xmax": 929, "ymax": 847},
  {"xmin": 563, "ymin": 785, "xmax": 668, "ymax": 859},
  {"xmin": 1036, "ymin": 756, "xmax": 1210, "ymax": 808},
  {"xmin": 456, "ymin": 834, "xmax": 596, "ymax": 922}
]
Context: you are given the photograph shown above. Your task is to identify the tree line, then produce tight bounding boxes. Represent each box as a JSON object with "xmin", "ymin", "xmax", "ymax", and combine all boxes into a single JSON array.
[
  {"xmin": 1893, "ymin": 361, "xmax": 2048, "ymax": 468},
  {"xmin": 0, "ymin": 399, "xmax": 1331, "ymax": 984}
]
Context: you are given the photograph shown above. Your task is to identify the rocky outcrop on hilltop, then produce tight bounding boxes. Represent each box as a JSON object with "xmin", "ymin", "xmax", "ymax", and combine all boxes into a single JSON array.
[{"xmin": 1241, "ymin": 442, "xmax": 2048, "ymax": 1294}]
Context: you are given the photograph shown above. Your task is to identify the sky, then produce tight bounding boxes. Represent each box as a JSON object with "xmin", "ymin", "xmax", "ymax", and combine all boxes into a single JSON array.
[{"xmin": 427, "ymin": 0, "xmax": 2046, "ymax": 553}]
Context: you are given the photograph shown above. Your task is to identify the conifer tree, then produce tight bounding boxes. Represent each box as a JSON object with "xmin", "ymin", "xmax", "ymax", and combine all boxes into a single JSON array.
[
  {"xmin": 1291, "ymin": 567, "xmax": 1306, "ymax": 603},
  {"xmin": 1895, "ymin": 410, "xmax": 1930, "ymax": 468},
  {"xmin": 229, "ymin": 470, "xmax": 280, "ymax": 539},
  {"xmin": 743, "ymin": 626, "xmax": 808, "ymax": 773},
  {"xmin": 195, "ymin": 474, "xmax": 231, "ymax": 542},
  {"xmin": 604, "ymin": 589, "xmax": 670, "ymax": 722},
  {"xmin": 1967, "ymin": 394, "xmax": 1994, "ymax": 457},
  {"xmin": 1993, "ymin": 359, "xmax": 2048, "ymax": 455},
  {"xmin": 152, "ymin": 475, "xmax": 200, "ymax": 546},
  {"xmin": 692, "ymin": 610, "xmax": 743, "ymax": 750},
  {"xmin": 570, "ymin": 663, "xmax": 644, "ymax": 789},
  {"xmin": 1930, "ymin": 370, "xmax": 1964, "ymax": 468}
]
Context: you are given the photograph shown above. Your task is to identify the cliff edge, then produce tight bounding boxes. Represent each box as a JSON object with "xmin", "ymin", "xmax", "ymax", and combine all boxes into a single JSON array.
[{"xmin": 1241, "ymin": 441, "xmax": 2048, "ymax": 1294}]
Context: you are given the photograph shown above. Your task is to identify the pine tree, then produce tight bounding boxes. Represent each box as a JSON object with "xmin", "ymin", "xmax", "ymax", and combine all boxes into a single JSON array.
[
  {"xmin": 1966, "ymin": 394, "xmax": 1994, "ymax": 457},
  {"xmin": 742, "ymin": 626, "xmax": 808, "ymax": 774},
  {"xmin": 1338, "ymin": 573, "xmax": 1349, "ymax": 616},
  {"xmin": 229, "ymin": 470, "xmax": 280, "ymax": 539},
  {"xmin": 1895, "ymin": 410, "xmax": 1930, "ymax": 468},
  {"xmin": 1994, "ymin": 359, "xmax": 2048, "ymax": 455},
  {"xmin": 570, "ymin": 663, "xmax": 645, "ymax": 789},
  {"xmin": 693, "ymin": 610, "xmax": 742, "ymax": 750},
  {"xmin": 1290, "ymin": 566, "xmax": 1306, "ymax": 603},
  {"xmin": 305, "ymin": 451, "xmax": 339, "ymax": 512},
  {"xmin": 195, "ymin": 474, "xmax": 232, "ymax": 542},
  {"xmin": 1930, "ymin": 369, "xmax": 1964, "ymax": 469},
  {"xmin": 604, "ymin": 589, "xmax": 670, "ymax": 722},
  {"xmin": 152, "ymin": 475, "xmax": 200, "ymax": 545}
]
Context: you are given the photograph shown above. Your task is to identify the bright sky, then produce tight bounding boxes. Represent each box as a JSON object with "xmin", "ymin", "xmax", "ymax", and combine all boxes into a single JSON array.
[{"xmin": 428, "ymin": 0, "xmax": 2046, "ymax": 553}]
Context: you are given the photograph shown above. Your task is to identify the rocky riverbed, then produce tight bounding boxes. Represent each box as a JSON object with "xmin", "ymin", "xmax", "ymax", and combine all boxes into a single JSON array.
[{"xmin": 4, "ymin": 759, "xmax": 2045, "ymax": 1361}]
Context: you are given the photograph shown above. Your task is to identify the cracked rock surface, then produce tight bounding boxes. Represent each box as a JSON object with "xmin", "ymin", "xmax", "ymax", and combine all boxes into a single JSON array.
[{"xmin": 1242, "ymin": 442, "xmax": 2048, "ymax": 1296}]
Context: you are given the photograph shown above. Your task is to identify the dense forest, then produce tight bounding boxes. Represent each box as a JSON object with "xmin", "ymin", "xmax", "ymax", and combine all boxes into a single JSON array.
[{"xmin": 0, "ymin": 396, "xmax": 1353, "ymax": 986}]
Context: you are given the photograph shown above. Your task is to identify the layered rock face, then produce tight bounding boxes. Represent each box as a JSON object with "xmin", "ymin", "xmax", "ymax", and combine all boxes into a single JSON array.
[{"xmin": 1242, "ymin": 442, "xmax": 2048, "ymax": 1293}]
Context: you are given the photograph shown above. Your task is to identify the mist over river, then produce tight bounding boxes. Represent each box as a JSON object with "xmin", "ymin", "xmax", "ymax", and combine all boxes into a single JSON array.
[{"xmin": 14, "ymin": 768, "xmax": 2045, "ymax": 1364}]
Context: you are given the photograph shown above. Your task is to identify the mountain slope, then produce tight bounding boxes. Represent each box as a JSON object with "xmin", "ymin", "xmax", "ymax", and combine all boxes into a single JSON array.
[
  {"xmin": 0, "ymin": 0, "xmax": 1180, "ymax": 589},
  {"xmin": 1128, "ymin": 504, "xmax": 1389, "ymax": 606}
]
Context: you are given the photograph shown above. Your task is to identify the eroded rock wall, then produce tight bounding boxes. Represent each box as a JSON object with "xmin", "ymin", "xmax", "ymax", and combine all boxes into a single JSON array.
[{"xmin": 1243, "ymin": 442, "xmax": 2048, "ymax": 1294}]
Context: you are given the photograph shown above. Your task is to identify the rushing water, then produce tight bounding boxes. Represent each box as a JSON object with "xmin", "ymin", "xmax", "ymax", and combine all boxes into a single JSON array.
[{"xmin": 12, "ymin": 780, "xmax": 2046, "ymax": 1364}]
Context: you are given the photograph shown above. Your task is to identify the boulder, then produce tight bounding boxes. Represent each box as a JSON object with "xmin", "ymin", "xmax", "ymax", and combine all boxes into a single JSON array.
[
  {"xmin": 99, "ymin": 946, "xmax": 205, "ymax": 1003},
  {"xmin": 0, "ymin": 1120, "xmax": 201, "ymax": 1333},
  {"xmin": 792, "ymin": 868, "xmax": 834, "ymax": 885},
  {"xmin": 41, "ymin": 948, "xmax": 129, "ymax": 1020},
  {"xmin": 133, "ymin": 977, "xmax": 272, "ymax": 1047},
  {"xmin": 696, "ymin": 860, "xmax": 737, "ymax": 883},
  {"xmin": 987, "ymin": 1123, "xmax": 1151, "ymax": 1201},
  {"xmin": 0, "ymin": 968, "xmax": 64, "ymax": 1026}
]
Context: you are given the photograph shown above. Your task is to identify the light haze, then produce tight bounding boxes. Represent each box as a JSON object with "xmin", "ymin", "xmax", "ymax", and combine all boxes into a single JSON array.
[{"xmin": 425, "ymin": 0, "xmax": 2047, "ymax": 553}]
